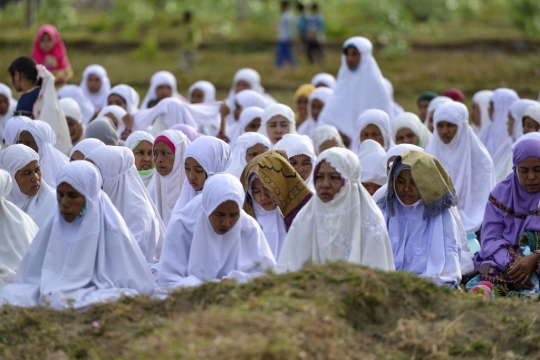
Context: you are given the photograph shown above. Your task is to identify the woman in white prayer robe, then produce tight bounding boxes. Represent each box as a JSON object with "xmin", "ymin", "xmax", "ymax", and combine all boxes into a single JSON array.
[
  {"xmin": 259, "ymin": 104, "xmax": 297, "ymax": 145},
  {"xmin": 157, "ymin": 173, "xmax": 276, "ymax": 288},
  {"xmin": 0, "ymin": 144, "xmax": 57, "ymax": 229},
  {"xmin": 391, "ymin": 112, "xmax": 432, "ymax": 149},
  {"xmin": 0, "ymin": 161, "xmax": 156, "ymax": 310},
  {"xmin": 226, "ymin": 132, "xmax": 271, "ymax": 178},
  {"xmin": 312, "ymin": 125, "xmax": 346, "ymax": 156},
  {"xmin": 470, "ymin": 90, "xmax": 493, "ymax": 135},
  {"xmin": 273, "ymin": 133, "xmax": 316, "ymax": 185},
  {"xmin": 353, "ymin": 109, "xmax": 394, "ymax": 152},
  {"xmin": 69, "ymin": 138, "xmax": 105, "ymax": 161},
  {"xmin": 357, "ymin": 140, "xmax": 387, "ymax": 196},
  {"xmin": 297, "ymin": 86, "xmax": 333, "ymax": 139},
  {"xmin": 125, "ymin": 131, "xmax": 157, "ymax": 198}
]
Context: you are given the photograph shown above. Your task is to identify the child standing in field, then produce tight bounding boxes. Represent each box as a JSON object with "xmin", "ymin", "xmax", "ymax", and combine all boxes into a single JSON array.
[
  {"xmin": 9, "ymin": 57, "xmax": 41, "ymax": 119},
  {"xmin": 178, "ymin": 11, "xmax": 201, "ymax": 72},
  {"xmin": 276, "ymin": 1, "xmax": 296, "ymax": 69},
  {"xmin": 306, "ymin": 3, "xmax": 325, "ymax": 64}
]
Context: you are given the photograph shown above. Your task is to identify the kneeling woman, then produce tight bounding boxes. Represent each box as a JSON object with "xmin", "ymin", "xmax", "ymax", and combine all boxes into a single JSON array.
[
  {"xmin": 277, "ymin": 148, "xmax": 395, "ymax": 272},
  {"xmin": 157, "ymin": 174, "xmax": 276, "ymax": 288},
  {"xmin": 377, "ymin": 151, "xmax": 465, "ymax": 289},
  {"xmin": 241, "ymin": 150, "xmax": 313, "ymax": 259},
  {"xmin": 0, "ymin": 161, "xmax": 156, "ymax": 310}
]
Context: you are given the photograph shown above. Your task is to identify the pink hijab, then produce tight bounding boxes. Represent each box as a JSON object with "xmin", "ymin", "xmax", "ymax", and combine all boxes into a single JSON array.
[{"xmin": 30, "ymin": 25, "xmax": 70, "ymax": 72}]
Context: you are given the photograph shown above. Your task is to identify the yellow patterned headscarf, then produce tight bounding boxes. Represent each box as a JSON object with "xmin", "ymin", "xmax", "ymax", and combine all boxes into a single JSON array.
[{"xmin": 240, "ymin": 150, "xmax": 312, "ymax": 218}]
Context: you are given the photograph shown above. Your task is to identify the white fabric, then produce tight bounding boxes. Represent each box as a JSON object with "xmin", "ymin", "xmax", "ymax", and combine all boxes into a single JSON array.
[
  {"xmin": 59, "ymin": 97, "xmax": 82, "ymax": 123},
  {"xmin": 227, "ymin": 90, "xmax": 273, "ymax": 140},
  {"xmin": 424, "ymin": 96, "xmax": 452, "ymax": 128},
  {"xmin": 97, "ymin": 105, "xmax": 128, "ymax": 138},
  {"xmin": 383, "ymin": 78, "xmax": 404, "ymax": 117},
  {"xmin": 273, "ymin": 133, "xmax": 316, "ymax": 185},
  {"xmin": 154, "ymin": 130, "xmax": 190, "ymax": 227},
  {"xmin": 0, "ymin": 161, "xmax": 157, "ymax": 310},
  {"xmin": 86, "ymin": 146, "xmax": 165, "ymax": 262},
  {"xmin": 20, "ymin": 120, "xmax": 69, "ymax": 189},
  {"xmin": 80, "ymin": 64, "xmax": 111, "ymax": 110},
  {"xmin": 425, "ymin": 102, "xmax": 494, "ymax": 233},
  {"xmin": 353, "ymin": 109, "xmax": 395, "ymax": 152},
  {"xmin": 0, "ymin": 169, "xmax": 37, "ymax": 290},
  {"xmin": 357, "ymin": 140, "xmax": 386, "ymax": 186},
  {"xmin": 317, "ymin": 37, "xmax": 393, "ymax": 142},
  {"xmin": 297, "ymin": 87, "xmax": 333, "ymax": 138},
  {"xmin": 0, "ymin": 144, "xmax": 57, "ymax": 229},
  {"xmin": 69, "ymin": 138, "xmax": 105, "ymax": 158},
  {"xmin": 252, "ymin": 193, "xmax": 287, "ymax": 260},
  {"xmin": 481, "ymin": 88, "xmax": 519, "ymax": 157},
  {"xmin": 3, "ymin": 116, "xmax": 31, "ymax": 146},
  {"xmin": 57, "ymin": 85, "xmax": 96, "ymax": 125},
  {"xmin": 310, "ymin": 73, "xmax": 336, "ymax": 89},
  {"xmin": 157, "ymin": 174, "xmax": 276, "ymax": 287},
  {"xmin": 141, "ymin": 71, "xmax": 185, "ymax": 110},
  {"xmin": 258, "ymin": 104, "xmax": 297, "ymax": 143},
  {"xmin": 391, "ymin": 112, "xmax": 432, "ymax": 149},
  {"xmin": 176, "ymin": 136, "xmax": 231, "ymax": 211},
  {"xmin": 226, "ymin": 132, "xmax": 271, "ymax": 178},
  {"xmin": 188, "ymin": 81, "xmax": 216, "ymax": 103},
  {"xmin": 228, "ymin": 106, "xmax": 264, "ymax": 148},
  {"xmin": 526, "ymin": 103, "xmax": 540, "ymax": 124},
  {"xmin": 312, "ymin": 125, "xmax": 345, "ymax": 155},
  {"xmin": 224, "ymin": 68, "xmax": 274, "ymax": 113},
  {"xmin": 0, "ymin": 83, "xmax": 17, "ymax": 145},
  {"xmin": 277, "ymin": 147, "xmax": 395, "ymax": 272},
  {"xmin": 33, "ymin": 65, "xmax": 72, "ymax": 155},
  {"xmin": 471, "ymin": 90, "xmax": 493, "ymax": 135},
  {"xmin": 107, "ymin": 84, "xmax": 140, "ymax": 114}
]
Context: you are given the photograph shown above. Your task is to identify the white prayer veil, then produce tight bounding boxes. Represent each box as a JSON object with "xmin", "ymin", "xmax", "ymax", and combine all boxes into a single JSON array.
[
  {"xmin": 481, "ymin": 88, "xmax": 519, "ymax": 156},
  {"xmin": 57, "ymin": 85, "xmax": 96, "ymax": 125},
  {"xmin": 391, "ymin": 112, "xmax": 432, "ymax": 149},
  {"xmin": 0, "ymin": 83, "xmax": 17, "ymax": 145},
  {"xmin": 188, "ymin": 80, "xmax": 216, "ymax": 103},
  {"xmin": 258, "ymin": 104, "xmax": 297, "ymax": 144},
  {"xmin": 69, "ymin": 138, "xmax": 105, "ymax": 159},
  {"xmin": 3, "ymin": 116, "xmax": 31, "ymax": 146},
  {"xmin": 141, "ymin": 71, "xmax": 185, "ymax": 110},
  {"xmin": 80, "ymin": 64, "xmax": 111, "ymax": 110},
  {"xmin": 471, "ymin": 90, "xmax": 493, "ymax": 135},
  {"xmin": 273, "ymin": 133, "xmax": 316, "ymax": 185},
  {"xmin": 353, "ymin": 109, "xmax": 395, "ymax": 152},
  {"xmin": 297, "ymin": 86, "xmax": 333, "ymax": 138},
  {"xmin": 226, "ymin": 132, "xmax": 271, "ymax": 178},
  {"xmin": 312, "ymin": 125, "xmax": 345, "ymax": 155},
  {"xmin": 310, "ymin": 73, "xmax": 336, "ymax": 89},
  {"xmin": 357, "ymin": 139, "xmax": 387, "ymax": 186},
  {"xmin": 227, "ymin": 106, "xmax": 264, "ymax": 148}
]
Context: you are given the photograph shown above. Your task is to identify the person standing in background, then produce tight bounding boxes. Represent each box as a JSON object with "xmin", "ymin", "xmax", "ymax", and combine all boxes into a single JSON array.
[
  {"xmin": 276, "ymin": 1, "xmax": 296, "ymax": 69},
  {"xmin": 306, "ymin": 3, "xmax": 325, "ymax": 64},
  {"xmin": 296, "ymin": 2, "xmax": 308, "ymax": 55},
  {"xmin": 178, "ymin": 11, "xmax": 201, "ymax": 72}
]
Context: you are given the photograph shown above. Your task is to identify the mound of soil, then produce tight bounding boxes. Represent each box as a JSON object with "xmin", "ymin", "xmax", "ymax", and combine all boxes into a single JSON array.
[{"xmin": 0, "ymin": 263, "xmax": 539, "ymax": 359}]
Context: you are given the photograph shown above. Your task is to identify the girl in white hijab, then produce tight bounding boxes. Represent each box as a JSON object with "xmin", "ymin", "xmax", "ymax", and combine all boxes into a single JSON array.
[
  {"xmin": 227, "ymin": 106, "xmax": 265, "ymax": 148},
  {"xmin": 0, "ymin": 161, "xmax": 156, "ymax": 310},
  {"xmin": 140, "ymin": 71, "xmax": 186, "ymax": 110},
  {"xmin": 107, "ymin": 84, "xmax": 140, "ymax": 114},
  {"xmin": 69, "ymin": 138, "xmax": 105, "ymax": 161},
  {"xmin": 480, "ymin": 88, "xmax": 519, "ymax": 156},
  {"xmin": 259, "ymin": 104, "xmax": 297, "ymax": 145},
  {"xmin": 424, "ymin": 96, "xmax": 453, "ymax": 133},
  {"xmin": 471, "ymin": 90, "xmax": 493, "ymax": 135},
  {"xmin": 152, "ymin": 129, "xmax": 190, "ymax": 227},
  {"xmin": 86, "ymin": 146, "xmax": 165, "ymax": 262},
  {"xmin": 125, "ymin": 131, "xmax": 157, "ymax": 197},
  {"xmin": 226, "ymin": 132, "xmax": 271, "ymax": 178},
  {"xmin": 176, "ymin": 136, "xmax": 231, "ymax": 211},
  {"xmin": 297, "ymin": 86, "xmax": 333, "ymax": 138},
  {"xmin": 3, "ymin": 116, "xmax": 31, "ymax": 146},
  {"xmin": 310, "ymin": 73, "xmax": 336, "ymax": 89},
  {"xmin": 0, "ymin": 169, "xmax": 38, "ymax": 290},
  {"xmin": 157, "ymin": 173, "xmax": 276, "ymax": 287},
  {"xmin": 391, "ymin": 112, "xmax": 432, "ymax": 149},
  {"xmin": 0, "ymin": 145, "xmax": 57, "ymax": 229},
  {"xmin": 357, "ymin": 139, "xmax": 387, "ymax": 196},
  {"xmin": 188, "ymin": 80, "xmax": 217, "ymax": 104},
  {"xmin": 273, "ymin": 133, "xmax": 317, "ymax": 185},
  {"xmin": 353, "ymin": 109, "xmax": 394, "ymax": 152},
  {"xmin": 425, "ymin": 101, "xmax": 494, "ymax": 234},
  {"xmin": 59, "ymin": 97, "xmax": 85, "ymax": 146},
  {"xmin": 227, "ymin": 90, "xmax": 272, "ymax": 141},
  {"xmin": 318, "ymin": 37, "xmax": 393, "ymax": 146},
  {"xmin": 277, "ymin": 147, "xmax": 395, "ymax": 272},
  {"xmin": 312, "ymin": 125, "xmax": 345, "ymax": 155},
  {"xmin": 0, "ymin": 83, "xmax": 17, "ymax": 146},
  {"xmin": 80, "ymin": 64, "xmax": 111, "ymax": 111},
  {"xmin": 57, "ymin": 85, "xmax": 96, "ymax": 125},
  {"xmin": 377, "ymin": 151, "xmax": 467, "ymax": 287},
  {"xmin": 17, "ymin": 120, "xmax": 69, "ymax": 188}
]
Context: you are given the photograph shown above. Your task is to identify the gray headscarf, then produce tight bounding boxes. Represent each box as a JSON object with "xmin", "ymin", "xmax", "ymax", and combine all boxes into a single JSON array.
[{"xmin": 84, "ymin": 116, "xmax": 121, "ymax": 146}]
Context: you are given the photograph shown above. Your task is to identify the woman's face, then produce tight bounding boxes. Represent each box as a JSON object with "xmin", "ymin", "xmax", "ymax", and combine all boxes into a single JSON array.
[
  {"xmin": 17, "ymin": 131, "xmax": 39, "ymax": 153},
  {"xmin": 296, "ymin": 95, "xmax": 309, "ymax": 118},
  {"xmin": 395, "ymin": 169, "xmax": 421, "ymax": 205},
  {"xmin": 362, "ymin": 182, "xmax": 381, "ymax": 196},
  {"xmin": 208, "ymin": 200, "xmax": 241, "ymax": 235},
  {"xmin": 289, "ymin": 154, "xmax": 312, "ymax": 182},
  {"xmin": 517, "ymin": 156, "xmax": 540, "ymax": 193},
  {"xmin": 87, "ymin": 74, "xmax": 102, "ymax": 94},
  {"xmin": 251, "ymin": 177, "xmax": 277, "ymax": 211},
  {"xmin": 234, "ymin": 101, "xmax": 242, "ymax": 121},
  {"xmin": 70, "ymin": 150, "xmax": 85, "ymax": 162},
  {"xmin": 266, "ymin": 115, "xmax": 290, "ymax": 144},
  {"xmin": 39, "ymin": 33, "xmax": 54, "ymax": 52},
  {"xmin": 0, "ymin": 94, "xmax": 9, "ymax": 116},
  {"xmin": 418, "ymin": 100, "xmax": 430, "ymax": 121},
  {"xmin": 15, "ymin": 160, "xmax": 41, "ymax": 196},
  {"xmin": 471, "ymin": 102, "xmax": 481, "ymax": 127},
  {"xmin": 360, "ymin": 124, "xmax": 384, "ymax": 147},
  {"xmin": 235, "ymin": 80, "xmax": 251, "ymax": 94},
  {"xmin": 523, "ymin": 116, "xmax": 540, "ymax": 134},
  {"xmin": 310, "ymin": 99, "xmax": 324, "ymax": 121},
  {"xmin": 153, "ymin": 141, "xmax": 175, "ymax": 176},
  {"xmin": 190, "ymin": 88, "xmax": 205, "ymax": 104},
  {"xmin": 318, "ymin": 139, "xmax": 339, "ymax": 154},
  {"xmin": 244, "ymin": 117, "xmax": 261, "ymax": 132},
  {"xmin": 108, "ymin": 94, "xmax": 127, "ymax": 110},
  {"xmin": 57, "ymin": 182, "xmax": 86, "ymax": 223},
  {"xmin": 66, "ymin": 117, "xmax": 83, "ymax": 143},
  {"xmin": 185, "ymin": 157, "xmax": 207, "ymax": 191},
  {"xmin": 436, "ymin": 121, "xmax": 458, "ymax": 144},
  {"xmin": 395, "ymin": 128, "xmax": 419, "ymax": 146},
  {"xmin": 245, "ymin": 143, "xmax": 268, "ymax": 163},
  {"xmin": 315, "ymin": 161, "xmax": 342, "ymax": 203},
  {"xmin": 133, "ymin": 140, "xmax": 154, "ymax": 171},
  {"xmin": 156, "ymin": 84, "xmax": 173, "ymax": 100},
  {"xmin": 345, "ymin": 46, "xmax": 361, "ymax": 71}
]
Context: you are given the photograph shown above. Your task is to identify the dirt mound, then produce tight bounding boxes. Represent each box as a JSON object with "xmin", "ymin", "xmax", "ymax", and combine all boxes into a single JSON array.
[{"xmin": 0, "ymin": 263, "xmax": 539, "ymax": 359}]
